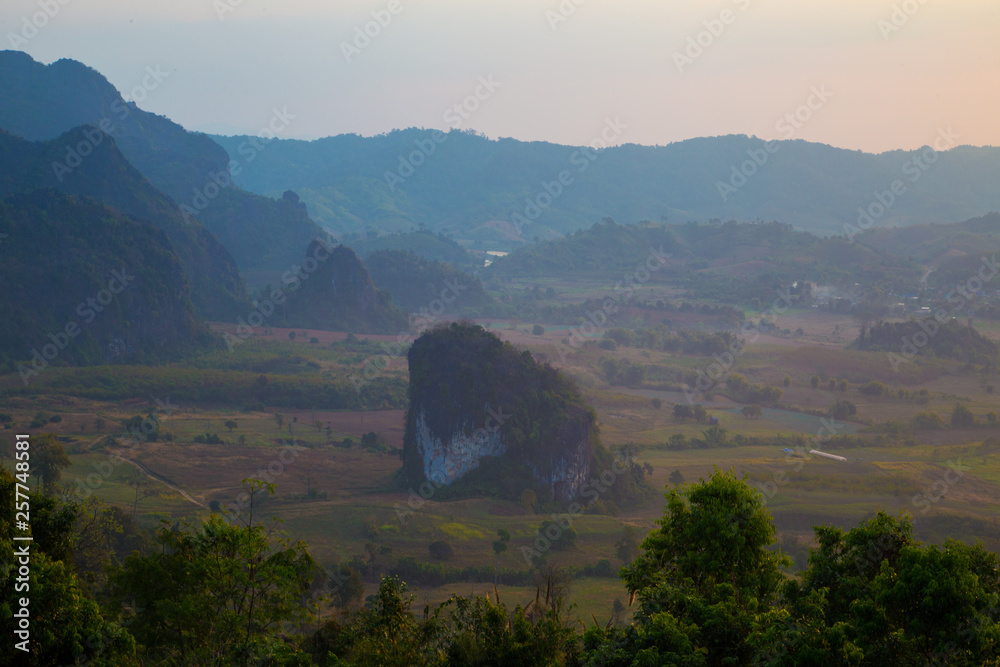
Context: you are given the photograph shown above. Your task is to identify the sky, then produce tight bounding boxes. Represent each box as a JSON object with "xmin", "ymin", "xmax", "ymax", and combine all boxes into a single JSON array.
[{"xmin": 2, "ymin": 0, "xmax": 997, "ymax": 153}]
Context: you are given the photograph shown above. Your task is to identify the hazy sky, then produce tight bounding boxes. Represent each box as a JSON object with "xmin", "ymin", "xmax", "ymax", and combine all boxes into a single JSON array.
[{"xmin": 3, "ymin": 0, "xmax": 997, "ymax": 152}]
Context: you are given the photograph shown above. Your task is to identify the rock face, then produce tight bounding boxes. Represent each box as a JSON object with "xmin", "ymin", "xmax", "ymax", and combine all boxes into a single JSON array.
[
  {"xmin": 402, "ymin": 323, "xmax": 596, "ymax": 501},
  {"xmin": 278, "ymin": 242, "xmax": 409, "ymax": 334}
]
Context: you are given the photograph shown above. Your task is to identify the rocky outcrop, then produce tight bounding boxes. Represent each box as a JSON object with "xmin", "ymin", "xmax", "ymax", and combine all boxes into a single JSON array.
[{"xmin": 402, "ymin": 323, "xmax": 597, "ymax": 501}]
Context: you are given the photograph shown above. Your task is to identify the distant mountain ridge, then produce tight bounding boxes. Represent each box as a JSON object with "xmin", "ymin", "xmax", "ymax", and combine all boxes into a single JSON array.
[
  {"xmin": 0, "ymin": 50, "xmax": 322, "ymax": 281},
  {"xmin": 211, "ymin": 128, "xmax": 1000, "ymax": 250}
]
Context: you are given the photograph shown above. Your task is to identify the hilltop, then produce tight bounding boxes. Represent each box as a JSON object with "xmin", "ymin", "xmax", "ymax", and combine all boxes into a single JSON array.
[{"xmin": 0, "ymin": 51, "xmax": 322, "ymax": 279}]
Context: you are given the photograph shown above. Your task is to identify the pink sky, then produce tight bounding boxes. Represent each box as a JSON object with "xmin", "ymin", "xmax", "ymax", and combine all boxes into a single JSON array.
[{"xmin": 2, "ymin": 0, "xmax": 997, "ymax": 152}]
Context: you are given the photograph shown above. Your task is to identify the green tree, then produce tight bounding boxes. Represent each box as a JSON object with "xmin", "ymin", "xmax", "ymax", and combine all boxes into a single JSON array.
[
  {"xmin": 951, "ymin": 402, "xmax": 976, "ymax": 428},
  {"xmin": 615, "ymin": 525, "xmax": 640, "ymax": 564},
  {"xmin": 225, "ymin": 419, "xmax": 239, "ymax": 432},
  {"xmin": 106, "ymin": 479, "xmax": 318, "ymax": 665},
  {"xmin": 773, "ymin": 511, "xmax": 1000, "ymax": 665},
  {"xmin": 810, "ymin": 375, "xmax": 820, "ymax": 389},
  {"xmin": 609, "ymin": 468, "xmax": 789, "ymax": 665},
  {"xmin": 33, "ymin": 433, "xmax": 71, "ymax": 494},
  {"xmin": 329, "ymin": 564, "xmax": 365, "ymax": 610},
  {"xmin": 0, "ymin": 468, "xmax": 138, "ymax": 666},
  {"xmin": 493, "ymin": 528, "xmax": 510, "ymax": 584}
]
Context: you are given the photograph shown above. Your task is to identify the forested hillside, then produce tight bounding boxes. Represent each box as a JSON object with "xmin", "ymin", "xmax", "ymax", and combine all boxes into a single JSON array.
[
  {"xmin": 0, "ymin": 128, "xmax": 247, "ymax": 318},
  {"xmin": 0, "ymin": 190, "xmax": 208, "ymax": 371},
  {"xmin": 212, "ymin": 128, "xmax": 1000, "ymax": 248}
]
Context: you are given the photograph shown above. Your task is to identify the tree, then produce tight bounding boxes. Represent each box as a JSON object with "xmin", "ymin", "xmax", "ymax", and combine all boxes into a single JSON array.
[
  {"xmin": 651, "ymin": 397, "xmax": 662, "ymax": 410},
  {"xmin": 668, "ymin": 469, "xmax": 685, "ymax": 486},
  {"xmin": 783, "ymin": 376, "xmax": 791, "ymax": 387},
  {"xmin": 493, "ymin": 528, "xmax": 510, "ymax": 584},
  {"xmin": 774, "ymin": 511, "xmax": 1000, "ymax": 665},
  {"xmin": 329, "ymin": 564, "xmax": 364, "ymax": 609},
  {"xmin": 673, "ymin": 403, "xmax": 693, "ymax": 421},
  {"xmin": 532, "ymin": 324, "xmax": 545, "ymax": 335},
  {"xmin": 0, "ymin": 468, "xmax": 138, "ymax": 666},
  {"xmin": 615, "ymin": 525, "xmax": 640, "ymax": 564},
  {"xmin": 810, "ymin": 375, "xmax": 820, "ymax": 389},
  {"xmin": 741, "ymin": 404, "xmax": 763, "ymax": 419},
  {"xmin": 429, "ymin": 540, "xmax": 454, "ymax": 561},
  {"xmin": 951, "ymin": 402, "xmax": 976, "ymax": 428},
  {"xmin": 107, "ymin": 479, "xmax": 318, "ymax": 665},
  {"xmin": 224, "ymin": 419, "xmax": 238, "ymax": 432},
  {"xmin": 33, "ymin": 433, "xmax": 71, "ymax": 494},
  {"xmin": 831, "ymin": 399, "xmax": 857, "ymax": 420},
  {"xmin": 616, "ymin": 468, "xmax": 788, "ymax": 665},
  {"xmin": 274, "ymin": 413, "xmax": 284, "ymax": 430}
]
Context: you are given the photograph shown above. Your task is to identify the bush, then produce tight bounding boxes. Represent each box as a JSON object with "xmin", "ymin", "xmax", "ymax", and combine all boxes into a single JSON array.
[
  {"xmin": 428, "ymin": 540, "xmax": 454, "ymax": 561},
  {"xmin": 859, "ymin": 381, "xmax": 887, "ymax": 397},
  {"xmin": 950, "ymin": 402, "xmax": 976, "ymax": 428},
  {"xmin": 532, "ymin": 324, "xmax": 545, "ymax": 336},
  {"xmin": 912, "ymin": 411, "xmax": 944, "ymax": 430}
]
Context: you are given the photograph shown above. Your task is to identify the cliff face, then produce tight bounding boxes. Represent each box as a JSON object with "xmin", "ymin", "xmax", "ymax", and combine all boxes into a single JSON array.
[
  {"xmin": 279, "ymin": 243, "xmax": 409, "ymax": 334},
  {"xmin": 403, "ymin": 323, "xmax": 596, "ymax": 502}
]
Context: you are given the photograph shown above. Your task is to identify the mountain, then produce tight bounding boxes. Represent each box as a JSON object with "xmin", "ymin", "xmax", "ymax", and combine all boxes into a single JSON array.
[
  {"xmin": 211, "ymin": 128, "xmax": 1000, "ymax": 249},
  {"xmin": 0, "ymin": 50, "xmax": 322, "ymax": 281},
  {"xmin": 858, "ymin": 213, "xmax": 1000, "ymax": 292},
  {"xmin": 0, "ymin": 190, "xmax": 208, "ymax": 374},
  {"xmin": 0, "ymin": 127, "xmax": 247, "ymax": 318},
  {"xmin": 276, "ymin": 242, "xmax": 409, "ymax": 334},
  {"xmin": 364, "ymin": 250, "xmax": 493, "ymax": 314},
  {"xmin": 403, "ymin": 323, "xmax": 611, "ymax": 503}
]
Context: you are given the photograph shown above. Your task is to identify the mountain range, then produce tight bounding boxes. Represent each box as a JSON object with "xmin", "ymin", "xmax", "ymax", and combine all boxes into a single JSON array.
[{"xmin": 212, "ymin": 128, "xmax": 1000, "ymax": 250}]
